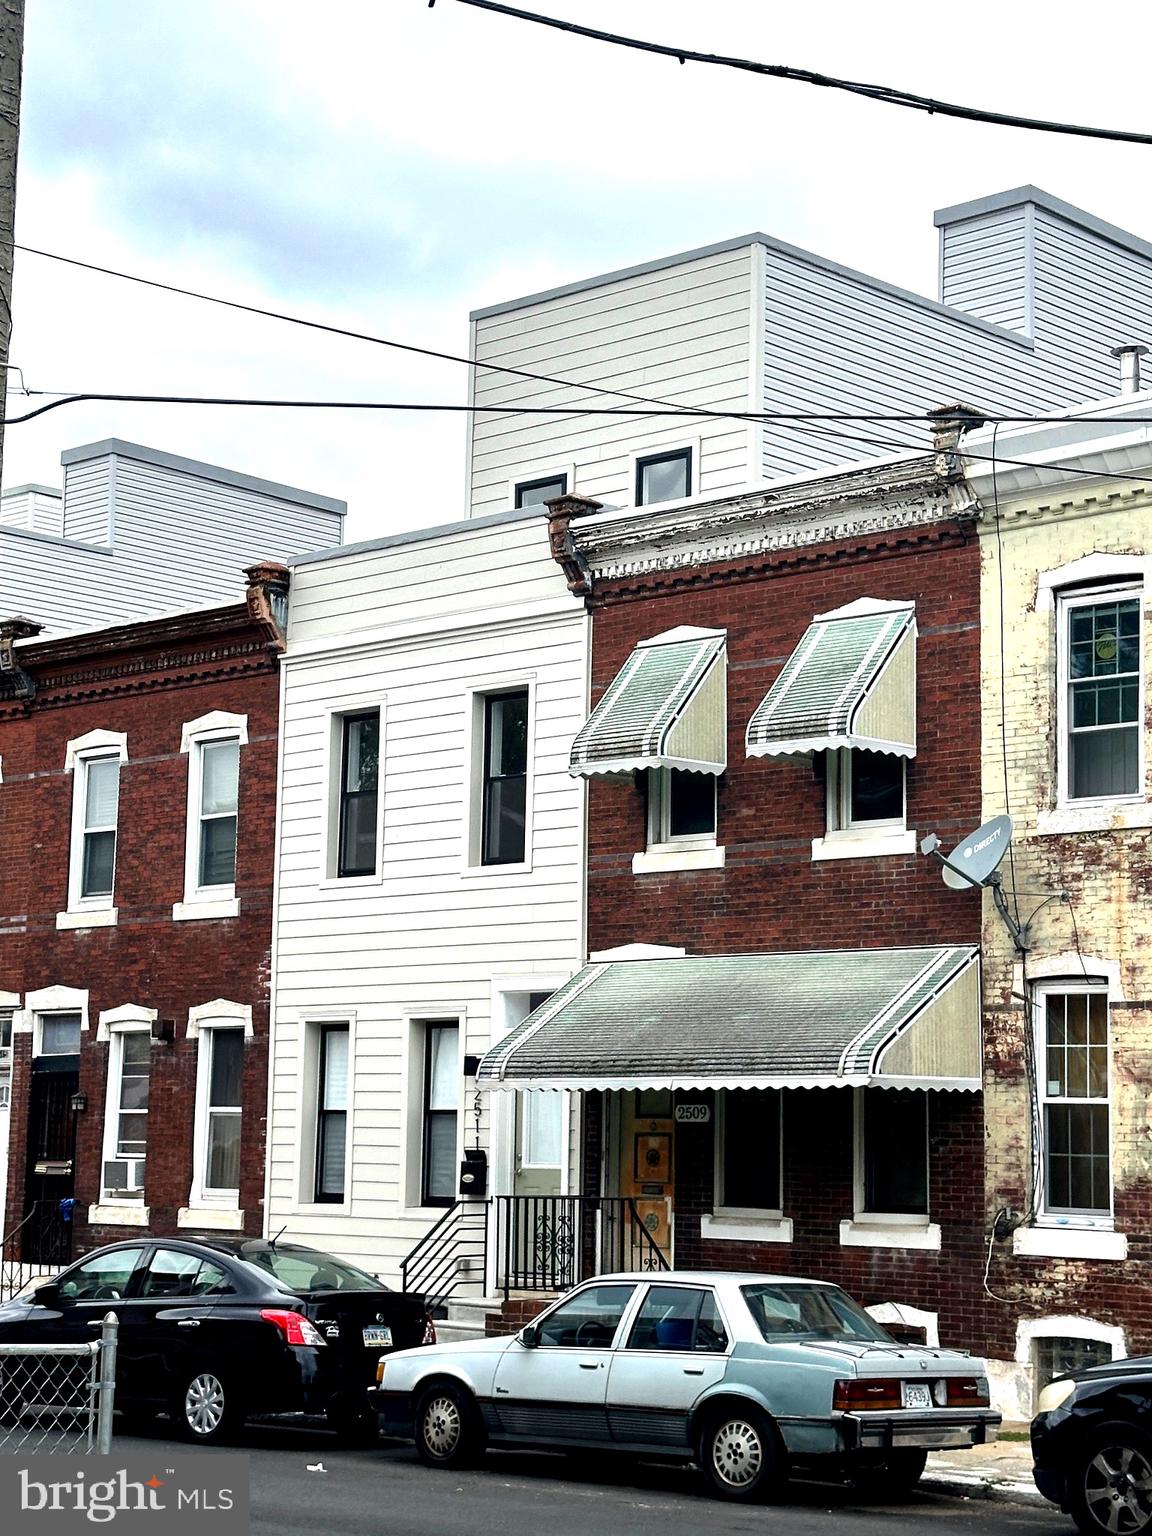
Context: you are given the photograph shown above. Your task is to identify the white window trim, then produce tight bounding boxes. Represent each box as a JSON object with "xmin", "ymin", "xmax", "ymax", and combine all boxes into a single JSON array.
[
  {"xmin": 176, "ymin": 713, "xmax": 247, "ymax": 918},
  {"xmin": 824, "ymin": 747, "xmax": 908, "ymax": 834},
  {"xmin": 401, "ymin": 1011, "xmax": 465, "ymax": 1213},
  {"xmin": 188, "ymin": 1016, "xmax": 247, "ymax": 1211},
  {"xmin": 643, "ymin": 767, "xmax": 720, "ymax": 858},
  {"xmin": 462, "ymin": 678, "xmax": 536, "ymax": 876},
  {"xmin": 712, "ymin": 1090, "xmax": 783, "ymax": 1222},
  {"xmin": 293, "ymin": 1013, "xmax": 355, "ymax": 1213},
  {"xmin": 319, "ymin": 698, "xmax": 386, "ymax": 886},
  {"xmin": 1055, "ymin": 582, "xmax": 1144, "ymax": 811},
  {"xmin": 507, "ymin": 462, "xmax": 575, "ymax": 511},
  {"xmin": 1014, "ymin": 1313, "xmax": 1126, "ymax": 1368},
  {"xmin": 867, "ymin": 1303, "xmax": 940, "ymax": 1348},
  {"xmin": 98, "ymin": 1019, "xmax": 152, "ymax": 1207},
  {"xmin": 96, "ymin": 1003, "xmax": 157, "ymax": 1044},
  {"xmin": 851, "ymin": 1086, "xmax": 932, "ymax": 1230},
  {"xmin": 25, "ymin": 986, "xmax": 89, "ymax": 1050},
  {"xmin": 628, "ymin": 437, "xmax": 701, "ymax": 509},
  {"xmin": 186, "ymin": 999, "xmax": 253, "ymax": 1039},
  {"xmin": 1032, "ymin": 979, "xmax": 1114, "ymax": 1227},
  {"xmin": 60, "ymin": 732, "xmax": 127, "ymax": 926}
]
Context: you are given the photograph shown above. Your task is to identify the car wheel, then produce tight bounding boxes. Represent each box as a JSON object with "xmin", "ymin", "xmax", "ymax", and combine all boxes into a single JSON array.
[
  {"xmin": 849, "ymin": 1448, "xmax": 928, "ymax": 1495},
  {"xmin": 173, "ymin": 1368, "xmax": 242, "ymax": 1445},
  {"xmin": 1068, "ymin": 1428, "xmax": 1152, "ymax": 1536},
  {"xmin": 326, "ymin": 1401, "xmax": 380, "ymax": 1447},
  {"xmin": 698, "ymin": 1405, "xmax": 784, "ymax": 1503},
  {"xmin": 414, "ymin": 1382, "xmax": 484, "ymax": 1469}
]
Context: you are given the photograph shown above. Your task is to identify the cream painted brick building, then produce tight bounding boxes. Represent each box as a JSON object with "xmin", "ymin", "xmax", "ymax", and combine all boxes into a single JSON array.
[{"xmin": 965, "ymin": 396, "xmax": 1152, "ymax": 1415}]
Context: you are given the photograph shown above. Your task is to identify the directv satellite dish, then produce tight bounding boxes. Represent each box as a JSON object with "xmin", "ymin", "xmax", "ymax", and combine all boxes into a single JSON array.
[{"xmin": 941, "ymin": 815, "xmax": 1013, "ymax": 889}]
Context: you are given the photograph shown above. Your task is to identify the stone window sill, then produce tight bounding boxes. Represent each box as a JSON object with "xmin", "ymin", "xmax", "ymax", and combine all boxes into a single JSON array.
[
  {"xmin": 1036, "ymin": 804, "xmax": 1152, "ymax": 836},
  {"xmin": 173, "ymin": 897, "xmax": 241, "ymax": 922},
  {"xmin": 56, "ymin": 908, "xmax": 118, "ymax": 931},
  {"xmin": 701, "ymin": 1213, "xmax": 792, "ymax": 1244},
  {"xmin": 633, "ymin": 845, "xmax": 726, "ymax": 874},
  {"xmin": 1012, "ymin": 1225, "xmax": 1127, "ymax": 1261},
  {"xmin": 812, "ymin": 831, "xmax": 917, "ymax": 862},
  {"xmin": 840, "ymin": 1218, "xmax": 941, "ymax": 1251},
  {"xmin": 87, "ymin": 1203, "xmax": 150, "ymax": 1227},
  {"xmin": 177, "ymin": 1206, "xmax": 244, "ymax": 1231}
]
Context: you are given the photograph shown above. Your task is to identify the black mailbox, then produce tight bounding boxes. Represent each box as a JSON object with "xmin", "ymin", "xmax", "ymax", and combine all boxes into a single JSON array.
[{"xmin": 459, "ymin": 1147, "xmax": 488, "ymax": 1197}]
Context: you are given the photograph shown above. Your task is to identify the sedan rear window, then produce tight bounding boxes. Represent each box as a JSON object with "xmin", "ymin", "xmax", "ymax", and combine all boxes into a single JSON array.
[
  {"xmin": 742, "ymin": 1284, "xmax": 893, "ymax": 1345},
  {"xmin": 239, "ymin": 1247, "xmax": 385, "ymax": 1293}
]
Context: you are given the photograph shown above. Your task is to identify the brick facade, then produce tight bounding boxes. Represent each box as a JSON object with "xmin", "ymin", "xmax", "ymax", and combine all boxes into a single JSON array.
[
  {"xmin": 0, "ymin": 597, "xmax": 283, "ymax": 1257},
  {"xmin": 575, "ymin": 515, "xmax": 990, "ymax": 1351}
]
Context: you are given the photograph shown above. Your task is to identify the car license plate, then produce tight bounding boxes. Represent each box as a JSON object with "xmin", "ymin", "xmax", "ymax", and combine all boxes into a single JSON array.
[
  {"xmin": 362, "ymin": 1325, "xmax": 393, "ymax": 1348},
  {"xmin": 902, "ymin": 1381, "xmax": 933, "ymax": 1410}
]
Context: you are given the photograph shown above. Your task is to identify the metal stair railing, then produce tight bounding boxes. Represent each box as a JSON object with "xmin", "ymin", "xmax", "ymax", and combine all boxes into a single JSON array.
[{"xmin": 399, "ymin": 1200, "xmax": 489, "ymax": 1312}]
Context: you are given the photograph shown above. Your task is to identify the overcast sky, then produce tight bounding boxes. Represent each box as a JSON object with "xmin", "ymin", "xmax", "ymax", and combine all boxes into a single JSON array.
[{"xmin": 7, "ymin": 1, "xmax": 1151, "ymax": 542}]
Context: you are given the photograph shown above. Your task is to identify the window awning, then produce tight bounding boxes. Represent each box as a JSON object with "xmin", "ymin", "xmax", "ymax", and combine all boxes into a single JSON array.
[
  {"xmin": 569, "ymin": 626, "xmax": 727, "ymax": 778},
  {"xmin": 746, "ymin": 599, "xmax": 916, "ymax": 759},
  {"xmin": 477, "ymin": 945, "xmax": 980, "ymax": 1093}
]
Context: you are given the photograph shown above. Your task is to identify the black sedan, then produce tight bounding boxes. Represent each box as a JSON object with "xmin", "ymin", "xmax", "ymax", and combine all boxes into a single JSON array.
[
  {"xmin": 1032, "ymin": 1355, "xmax": 1152, "ymax": 1534},
  {"xmin": 0, "ymin": 1237, "xmax": 432, "ymax": 1444}
]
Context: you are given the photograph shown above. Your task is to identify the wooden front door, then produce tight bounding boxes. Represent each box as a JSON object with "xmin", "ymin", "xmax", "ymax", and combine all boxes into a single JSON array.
[{"xmin": 619, "ymin": 1090, "xmax": 674, "ymax": 1266}]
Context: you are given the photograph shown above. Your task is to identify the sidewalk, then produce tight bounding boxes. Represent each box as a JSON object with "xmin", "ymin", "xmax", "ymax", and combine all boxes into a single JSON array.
[{"xmin": 924, "ymin": 1430, "xmax": 1048, "ymax": 1507}]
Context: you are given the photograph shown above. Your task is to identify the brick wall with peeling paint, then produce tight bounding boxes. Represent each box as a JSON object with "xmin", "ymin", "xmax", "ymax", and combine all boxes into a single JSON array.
[{"xmin": 977, "ymin": 487, "xmax": 1152, "ymax": 1382}]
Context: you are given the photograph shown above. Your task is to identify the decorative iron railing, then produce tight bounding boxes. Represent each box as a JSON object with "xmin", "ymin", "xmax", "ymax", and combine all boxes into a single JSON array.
[
  {"xmin": 0, "ymin": 1201, "xmax": 74, "ymax": 1303},
  {"xmin": 491, "ymin": 1195, "xmax": 669, "ymax": 1299}
]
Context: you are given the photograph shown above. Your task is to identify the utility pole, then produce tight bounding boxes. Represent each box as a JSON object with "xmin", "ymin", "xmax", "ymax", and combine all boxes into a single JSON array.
[{"xmin": 0, "ymin": 0, "xmax": 24, "ymax": 488}]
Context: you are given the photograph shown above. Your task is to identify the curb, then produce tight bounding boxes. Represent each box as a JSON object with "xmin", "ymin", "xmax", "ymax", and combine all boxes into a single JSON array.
[{"xmin": 922, "ymin": 1469, "xmax": 1050, "ymax": 1508}]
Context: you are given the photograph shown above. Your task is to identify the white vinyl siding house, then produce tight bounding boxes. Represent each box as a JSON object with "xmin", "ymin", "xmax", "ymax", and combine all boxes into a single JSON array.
[
  {"xmin": 266, "ymin": 507, "xmax": 586, "ymax": 1281},
  {"xmin": 469, "ymin": 187, "xmax": 1152, "ymax": 517},
  {"xmin": 0, "ymin": 440, "xmax": 345, "ymax": 638}
]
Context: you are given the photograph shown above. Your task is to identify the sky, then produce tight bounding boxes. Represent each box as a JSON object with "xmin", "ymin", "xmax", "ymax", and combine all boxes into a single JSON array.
[{"xmin": 6, "ymin": 1, "xmax": 1152, "ymax": 543}]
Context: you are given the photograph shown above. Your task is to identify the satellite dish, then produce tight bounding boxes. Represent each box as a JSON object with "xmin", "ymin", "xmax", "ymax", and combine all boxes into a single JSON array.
[{"xmin": 941, "ymin": 815, "xmax": 1013, "ymax": 889}]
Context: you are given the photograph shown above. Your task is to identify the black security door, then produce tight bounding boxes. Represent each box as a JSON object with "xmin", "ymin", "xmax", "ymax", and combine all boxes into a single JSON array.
[{"xmin": 21, "ymin": 1060, "xmax": 79, "ymax": 1264}]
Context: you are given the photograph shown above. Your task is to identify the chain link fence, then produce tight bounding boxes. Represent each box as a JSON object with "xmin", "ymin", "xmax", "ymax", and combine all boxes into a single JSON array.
[{"xmin": 0, "ymin": 1314, "xmax": 117, "ymax": 1455}]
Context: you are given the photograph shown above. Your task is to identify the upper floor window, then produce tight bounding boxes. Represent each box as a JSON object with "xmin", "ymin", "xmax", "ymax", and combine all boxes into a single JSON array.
[
  {"xmin": 481, "ymin": 690, "xmax": 529, "ymax": 866},
  {"xmin": 827, "ymin": 748, "xmax": 906, "ymax": 835},
  {"xmin": 514, "ymin": 473, "xmax": 567, "ymax": 510},
  {"xmin": 1059, "ymin": 589, "xmax": 1142, "ymax": 803},
  {"xmin": 636, "ymin": 448, "xmax": 692, "ymax": 506},
  {"xmin": 62, "ymin": 731, "xmax": 128, "ymax": 922},
  {"xmin": 178, "ymin": 713, "xmax": 247, "ymax": 919},
  {"xmin": 648, "ymin": 768, "xmax": 717, "ymax": 851},
  {"xmin": 1039, "ymin": 986, "xmax": 1111, "ymax": 1219},
  {"xmin": 337, "ymin": 711, "xmax": 380, "ymax": 878}
]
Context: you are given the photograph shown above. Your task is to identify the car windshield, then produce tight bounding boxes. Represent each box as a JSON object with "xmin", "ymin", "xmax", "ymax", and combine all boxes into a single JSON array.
[
  {"xmin": 238, "ymin": 1247, "xmax": 386, "ymax": 1294},
  {"xmin": 741, "ymin": 1284, "xmax": 894, "ymax": 1345}
]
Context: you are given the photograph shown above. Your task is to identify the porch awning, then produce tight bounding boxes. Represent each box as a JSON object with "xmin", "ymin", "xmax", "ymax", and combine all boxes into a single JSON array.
[
  {"xmin": 569, "ymin": 626, "xmax": 727, "ymax": 777},
  {"xmin": 746, "ymin": 600, "xmax": 916, "ymax": 759},
  {"xmin": 476, "ymin": 945, "xmax": 980, "ymax": 1093}
]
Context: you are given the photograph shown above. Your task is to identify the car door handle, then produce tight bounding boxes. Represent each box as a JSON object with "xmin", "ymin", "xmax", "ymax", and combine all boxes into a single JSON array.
[
  {"xmin": 578, "ymin": 1361, "xmax": 601, "ymax": 1370},
  {"xmin": 177, "ymin": 1320, "xmax": 200, "ymax": 1328},
  {"xmin": 683, "ymin": 1367, "xmax": 705, "ymax": 1375}
]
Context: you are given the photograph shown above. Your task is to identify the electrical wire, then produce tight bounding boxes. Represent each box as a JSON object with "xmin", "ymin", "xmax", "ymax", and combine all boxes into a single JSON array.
[{"xmin": 442, "ymin": 0, "xmax": 1152, "ymax": 147}]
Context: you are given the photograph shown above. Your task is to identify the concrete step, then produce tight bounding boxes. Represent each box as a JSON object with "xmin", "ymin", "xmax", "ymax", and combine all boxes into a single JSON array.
[{"xmin": 432, "ymin": 1317, "xmax": 489, "ymax": 1344}]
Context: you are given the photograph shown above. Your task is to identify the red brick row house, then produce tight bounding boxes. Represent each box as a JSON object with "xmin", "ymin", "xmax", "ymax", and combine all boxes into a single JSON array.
[
  {"xmin": 0, "ymin": 564, "xmax": 290, "ymax": 1272},
  {"xmin": 480, "ymin": 418, "xmax": 992, "ymax": 1352}
]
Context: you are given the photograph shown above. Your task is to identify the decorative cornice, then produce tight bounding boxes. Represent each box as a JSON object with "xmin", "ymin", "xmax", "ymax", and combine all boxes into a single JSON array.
[
  {"xmin": 0, "ymin": 640, "xmax": 276, "ymax": 716},
  {"xmin": 572, "ymin": 455, "xmax": 976, "ymax": 583}
]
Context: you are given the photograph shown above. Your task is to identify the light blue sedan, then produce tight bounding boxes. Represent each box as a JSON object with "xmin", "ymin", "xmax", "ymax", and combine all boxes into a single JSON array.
[{"xmin": 372, "ymin": 1271, "xmax": 999, "ymax": 1501}]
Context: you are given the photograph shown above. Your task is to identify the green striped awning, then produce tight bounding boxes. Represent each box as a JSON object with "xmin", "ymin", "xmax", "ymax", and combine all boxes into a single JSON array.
[
  {"xmin": 569, "ymin": 627, "xmax": 727, "ymax": 778},
  {"xmin": 746, "ymin": 600, "xmax": 916, "ymax": 759},
  {"xmin": 477, "ymin": 945, "xmax": 980, "ymax": 1092}
]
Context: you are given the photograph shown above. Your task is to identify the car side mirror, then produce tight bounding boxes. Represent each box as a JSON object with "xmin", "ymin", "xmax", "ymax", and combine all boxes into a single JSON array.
[
  {"xmin": 519, "ymin": 1323, "xmax": 540, "ymax": 1349},
  {"xmin": 34, "ymin": 1282, "xmax": 60, "ymax": 1308}
]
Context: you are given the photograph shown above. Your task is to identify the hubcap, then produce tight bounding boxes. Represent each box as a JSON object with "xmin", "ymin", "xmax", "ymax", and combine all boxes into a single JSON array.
[
  {"xmin": 711, "ymin": 1418, "xmax": 764, "ymax": 1489},
  {"xmin": 423, "ymin": 1395, "xmax": 462, "ymax": 1459},
  {"xmin": 185, "ymin": 1373, "xmax": 225, "ymax": 1437},
  {"xmin": 1084, "ymin": 1444, "xmax": 1152, "ymax": 1534}
]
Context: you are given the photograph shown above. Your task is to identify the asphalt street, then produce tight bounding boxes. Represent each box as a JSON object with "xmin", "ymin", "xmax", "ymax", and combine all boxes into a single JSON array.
[{"xmin": 115, "ymin": 1422, "xmax": 1071, "ymax": 1536}]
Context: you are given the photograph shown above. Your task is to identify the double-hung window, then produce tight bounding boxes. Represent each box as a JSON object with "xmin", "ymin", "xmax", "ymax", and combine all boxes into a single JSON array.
[
  {"xmin": 178, "ymin": 714, "xmax": 247, "ymax": 918},
  {"xmin": 421, "ymin": 1022, "xmax": 459, "ymax": 1206},
  {"xmin": 337, "ymin": 711, "xmax": 380, "ymax": 878},
  {"xmin": 857, "ymin": 1088, "xmax": 928, "ymax": 1219},
  {"xmin": 192, "ymin": 1026, "xmax": 244, "ymax": 1207},
  {"xmin": 62, "ymin": 731, "xmax": 127, "ymax": 923},
  {"xmin": 101, "ymin": 1029, "xmax": 151, "ymax": 1203},
  {"xmin": 1039, "ymin": 986, "xmax": 1111, "ymax": 1219},
  {"xmin": 315, "ymin": 1024, "xmax": 350, "ymax": 1203},
  {"xmin": 481, "ymin": 690, "xmax": 529, "ymax": 866},
  {"xmin": 1060, "ymin": 589, "xmax": 1142, "ymax": 803}
]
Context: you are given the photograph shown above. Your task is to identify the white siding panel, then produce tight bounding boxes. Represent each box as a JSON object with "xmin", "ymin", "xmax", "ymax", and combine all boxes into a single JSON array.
[
  {"xmin": 939, "ymin": 209, "xmax": 1031, "ymax": 335},
  {"xmin": 61, "ymin": 457, "xmax": 112, "ymax": 545}
]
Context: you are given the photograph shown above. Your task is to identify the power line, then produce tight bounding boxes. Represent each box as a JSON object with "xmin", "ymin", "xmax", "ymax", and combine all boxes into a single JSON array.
[{"xmin": 443, "ymin": 0, "xmax": 1152, "ymax": 147}]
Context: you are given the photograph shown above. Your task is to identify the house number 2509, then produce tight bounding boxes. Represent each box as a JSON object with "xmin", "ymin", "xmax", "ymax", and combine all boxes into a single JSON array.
[{"xmin": 674, "ymin": 1104, "xmax": 711, "ymax": 1124}]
